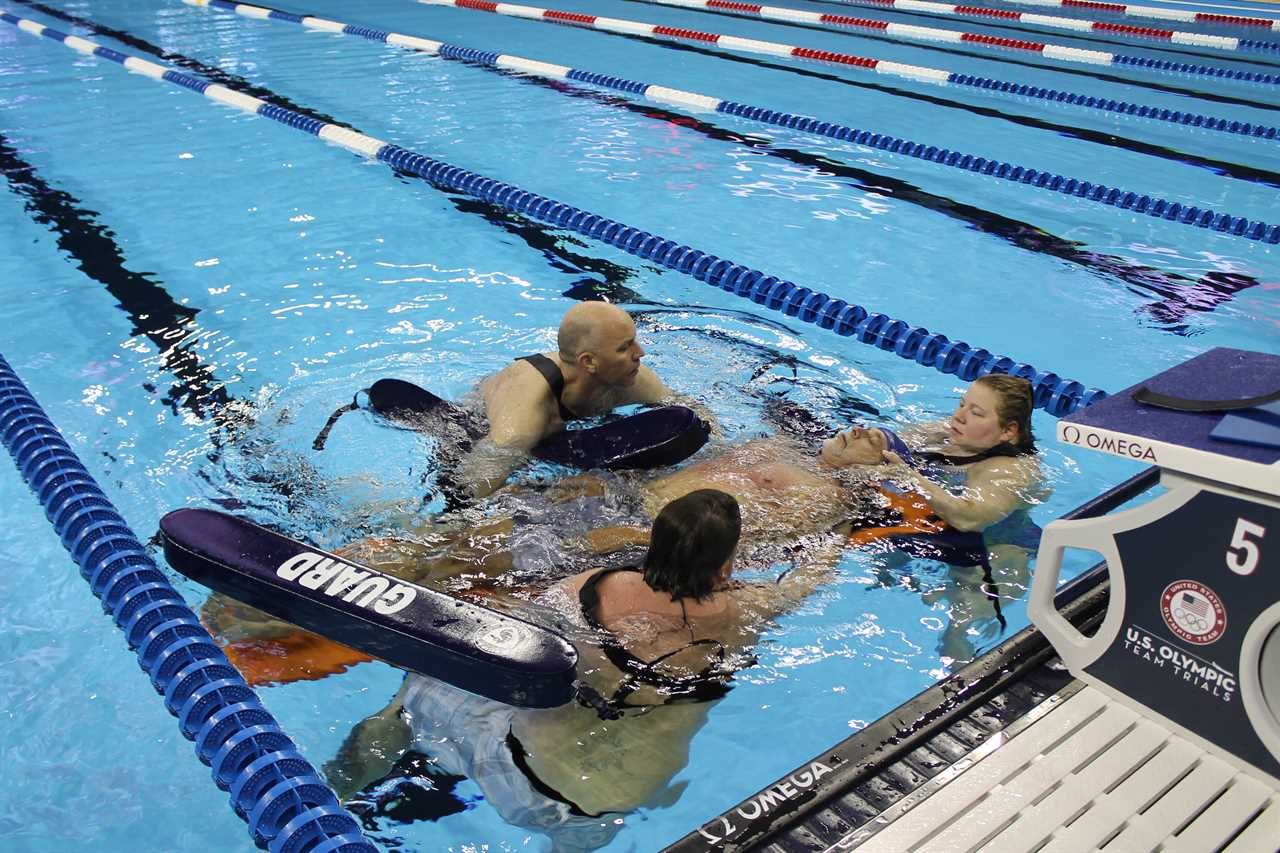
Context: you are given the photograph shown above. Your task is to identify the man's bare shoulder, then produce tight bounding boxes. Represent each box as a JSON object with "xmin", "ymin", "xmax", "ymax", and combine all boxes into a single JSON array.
[{"xmin": 483, "ymin": 356, "xmax": 556, "ymax": 407}]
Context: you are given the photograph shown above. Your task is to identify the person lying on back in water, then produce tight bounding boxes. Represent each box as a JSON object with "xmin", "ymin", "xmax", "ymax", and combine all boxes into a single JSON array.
[
  {"xmin": 322, "ymin": 489, "xmax": 845, "ymax": 851},
  {"xmin": 459, "ymin": 301, "xmax": 716, "ymax": 498},
  {"xmin": 352, "ymin": 374, "xmax": 1045, "ymax": 585}
]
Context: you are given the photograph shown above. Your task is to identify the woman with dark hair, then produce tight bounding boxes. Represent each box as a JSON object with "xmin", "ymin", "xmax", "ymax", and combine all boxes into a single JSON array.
[
  {"xmin": 638, "ymin": 487, "xmax": 740, "ymax": 602},
  {"xmin": 325, "ymin": 489, "xmax": 842, "ymax": 850}
]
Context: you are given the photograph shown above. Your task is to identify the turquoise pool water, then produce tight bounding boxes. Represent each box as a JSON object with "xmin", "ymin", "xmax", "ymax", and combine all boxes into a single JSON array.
[{"xmin": 0, "ymin": 0, "xmax": 1276, "ymax": 848}]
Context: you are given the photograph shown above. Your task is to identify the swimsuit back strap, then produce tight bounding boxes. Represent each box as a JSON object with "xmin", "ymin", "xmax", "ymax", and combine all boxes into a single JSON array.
[
  {"xmin": 504, "ymin": 730, "xmax": 594, "ymax": 817},
  {"xmin": 517, "ymin": 354, "xmax": 576, "ymax": 421},
  {"xmin": 643, "ymin": 637, "xmax": 728, "ymax": 670},
  {"xmin": 578, "ymin": 566, "xmax": 642, "ymax": 632},
  {"xmin": 913, "ymin": 441, "xmax": 1026, "ymax": 467}
]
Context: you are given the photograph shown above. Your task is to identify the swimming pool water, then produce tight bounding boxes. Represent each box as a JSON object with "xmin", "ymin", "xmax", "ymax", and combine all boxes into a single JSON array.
[{"xmin": 0, "ymin": 0, "xmax": 1276, "ymax": 848}]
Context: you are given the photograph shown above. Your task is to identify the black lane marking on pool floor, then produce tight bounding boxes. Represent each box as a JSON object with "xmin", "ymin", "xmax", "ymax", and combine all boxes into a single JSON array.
[
  {"xmin": 644, "ymin": 0, "xmax": 1280, "ymax": 96},
  {"xmin": 16, "ymin": 0, "xmax": 844, "ymax": 338},
  {"xmin": 574, "ymin": 29, "xmax": 1280, "ymax": 186},
  {"xmin": 22, "ymin": 0, "xmax": 1258, "ymax": 337},
  {"xmin": 751, "ymin": 0, "xmax": 1280, "ymax": 69},
  {"xmin": 10, "ymin": 0, "xmax": 662, "ymax": 297},
  {"xmin": 11, "ymin": 1, "xmax": 872, "ymax": 390},
  {"xmin": 0, "ymin": 131, "xmax": 240, "ymax": 423}
]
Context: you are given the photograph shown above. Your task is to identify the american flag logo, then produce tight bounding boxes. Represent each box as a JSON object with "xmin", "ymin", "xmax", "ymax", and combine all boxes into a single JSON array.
[{"xmin": 1181, "ymin": 592, "xmax": 1210, "ymax": 618}]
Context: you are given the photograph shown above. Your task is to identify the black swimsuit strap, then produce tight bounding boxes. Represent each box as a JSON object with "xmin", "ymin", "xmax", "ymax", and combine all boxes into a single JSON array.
[
  {"xmin": 578, "ymin": 566, "xmax": 638, "ymax": 633},
  {"xmin": 578, "ymin": 567, "xmax": 733, "ymax": 710},
  {"xmin": 913, "ymin": 441, "xmax": 1027, "ymax": 467},
  {"xmin": 518, "ymin": 354, "xmax": 577, "ymax": 422}
]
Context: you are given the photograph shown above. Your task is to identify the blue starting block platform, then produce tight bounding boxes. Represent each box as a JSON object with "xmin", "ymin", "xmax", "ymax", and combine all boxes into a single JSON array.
[{"xmin": 1053, "ymin": 347, "xmax": 1280, "ymax": 497}]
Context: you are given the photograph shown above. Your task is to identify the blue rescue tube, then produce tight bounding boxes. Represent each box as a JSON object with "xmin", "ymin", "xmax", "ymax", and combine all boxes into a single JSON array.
[
  {"xmin": 159, "ymin": 508, "xmax": 578, "ymax": 708},
  {"xmin": 535, "ymin": 406, "xmax": 710, "ymax": 470},
  {"xmin": 364, "ymin": 378, "xmax": 486, "ymax": 443},
  {"xmin": 318, "ymin": 378, "xmax": 710, "ymax": 470}
]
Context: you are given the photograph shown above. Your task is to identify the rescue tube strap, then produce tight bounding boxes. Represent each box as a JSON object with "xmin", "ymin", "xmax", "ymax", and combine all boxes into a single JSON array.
[{"xmin": 313, "ymin": 398, "xmax": 360, "ymax": 451}]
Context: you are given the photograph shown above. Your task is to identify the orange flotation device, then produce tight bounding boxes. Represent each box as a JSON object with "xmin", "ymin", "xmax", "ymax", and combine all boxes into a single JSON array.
[
  {"xmin": 200, "ymin": 596, "xmax": 375, "ymax": 687},
  {"xmin": 847, "ymin": 485, "xmax": 949, "ymax": 548},
  {"xmin": 202, "ymin": 583, "xmax": 517, "ymax": 686},
  {"xmin": 220, "ymin": 633, "xmax": 375, "ymax": 687}
]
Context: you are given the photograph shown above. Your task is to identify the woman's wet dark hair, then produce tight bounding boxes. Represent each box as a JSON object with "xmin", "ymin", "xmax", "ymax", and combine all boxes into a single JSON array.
[
  {"xmin": 643, "ymin": 489, "xmax": 742, "ymax": 602},
  {"xmin": 975, "ymin": 374, "xmax": 1036, "ymax": 453}
]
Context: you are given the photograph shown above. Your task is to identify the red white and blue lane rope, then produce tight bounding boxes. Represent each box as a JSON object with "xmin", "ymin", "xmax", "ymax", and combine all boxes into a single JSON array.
[
  {"xmin": 793, "ymin": 0, "xmax": 1280, "ymax": 50},
  {"xmin": 190, "ymin": 0, "xmax": 1280, "ymax": 141},
  {"xmin": 1, "ymin": 8, "xmax": 1115, "ymax": 414},
  {"xmin": 892, "ymin": 0, "xmax": 1280, "ymax": 31},
  {"xmin": 188, "ymin": 0, "xmax": 1280, "ymax": 231},
  {"xmin": 636, "ymin": 0, "xmax": 1276, "ymax": 67},
  {"xmin": 417, "ymin": 0, "xmax": 1280, "ymax": 86}
]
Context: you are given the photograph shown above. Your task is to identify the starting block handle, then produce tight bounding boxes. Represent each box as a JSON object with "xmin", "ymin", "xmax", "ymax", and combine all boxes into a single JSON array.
[{"xmin": 1030, "ymin": 515, "xmax": 1123, "ymax": 667}]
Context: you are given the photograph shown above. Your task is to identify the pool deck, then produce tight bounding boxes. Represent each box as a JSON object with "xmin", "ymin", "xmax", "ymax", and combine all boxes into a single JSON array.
[
  {"xmin": 843, "ymin": 681, "xmax": 1280, "ymax": 853},
  {"xmin": 664, "ymin": 567, "xmax": 1280, "ymax": 852}
]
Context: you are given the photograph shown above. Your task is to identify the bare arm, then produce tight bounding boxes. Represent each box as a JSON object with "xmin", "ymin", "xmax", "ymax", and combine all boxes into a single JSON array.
[
  {"xmin": 458, "ymin": 369, "xmax": 553, "ymax": 499},
  {"xmin": 732, "ymin": 532, "xmax": 846, "ymax": 620},
  {"xmin": 897, "ymin": 418, "xmax": 950, "ymax": 448},
  {"xmin": 323, "ymin": 686, "xmax": 411, "ymax": 801},
  {"xmin": 583, "ymin": 525, "xmax": 651, "ymax": 554},
  {"xmin": 886, "ymin": 453, "xmax": 1032, "ymax": 533}
]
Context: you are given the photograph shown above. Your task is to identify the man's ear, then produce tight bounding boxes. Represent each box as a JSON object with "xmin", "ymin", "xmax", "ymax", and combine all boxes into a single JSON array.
[{"xmin": 578, "ymin": 350, "xmax": 597, "ymax": 374}]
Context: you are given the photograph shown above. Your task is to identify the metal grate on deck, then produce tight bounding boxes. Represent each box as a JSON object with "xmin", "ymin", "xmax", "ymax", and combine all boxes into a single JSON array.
[{"xmin": 841, "ymin": 684, "xmax": 1280, "ymax": 853}]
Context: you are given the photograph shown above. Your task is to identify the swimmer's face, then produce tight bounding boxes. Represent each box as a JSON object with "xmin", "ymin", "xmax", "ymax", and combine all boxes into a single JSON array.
[
  {"xmin": 819, "ymin": 426, "xmax": 887, "ymax": 468},
  {"xmin": 948, "ymin": 383, "xmax": 1017, "ymax": 451},
  {"xmin": 589, "ymin": 312, "xmax": 645, "ymax": 387}
]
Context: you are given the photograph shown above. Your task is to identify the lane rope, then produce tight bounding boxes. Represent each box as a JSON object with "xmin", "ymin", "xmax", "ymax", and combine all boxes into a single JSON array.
[
  {"xmin": 1, "ymin": 7, "xmax": 1112, "ymax": 414},
  {"xmin": 635, "ymin": 0, "xmax": 1280, "ymax": 77},
  {"xmin": 797, "ymin": 0, "xmax": 1280, "ymax": 51},
  {"xmin": 415, "ymin": 0, "xmax": 1280, "ymax": 91},
  {"xmin": 966, "ymin": 0, "xmax": 1280, "ymax": 30},
  {"xmin": 190, "ymin": 0, "xmax": 1280, "ymax": 239},
  {"xmin": 0, "ymin": 354, "xmax": 376, "ymax": 853}
]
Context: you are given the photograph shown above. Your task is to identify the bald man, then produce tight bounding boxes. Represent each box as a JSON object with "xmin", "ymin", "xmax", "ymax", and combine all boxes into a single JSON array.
[{"xmin": 458, "ymin": 303, "xmax": 705, "ymax": 498}]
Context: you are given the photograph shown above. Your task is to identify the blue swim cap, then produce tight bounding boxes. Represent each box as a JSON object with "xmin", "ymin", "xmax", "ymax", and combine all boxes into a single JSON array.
[{"xmin": 878, "ymin": 427, "xmax": 914, "ymax": 465}]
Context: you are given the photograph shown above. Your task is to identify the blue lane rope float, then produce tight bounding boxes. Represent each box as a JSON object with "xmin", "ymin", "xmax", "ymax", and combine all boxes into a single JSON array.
[
  {"xmin": 948, "ymin": 69, "xmax": 1280, "ymax": 121},
  {"xmin": 0, "ymin": 354, "xmax": 375, "ymax": 853},
  {"xmin": 180, "ymin": 1, "xmax": 1279, "ymax": 243},
  {"xmin": 2, "ymin": 12, "xmax": 1116, "ymax": 414}
]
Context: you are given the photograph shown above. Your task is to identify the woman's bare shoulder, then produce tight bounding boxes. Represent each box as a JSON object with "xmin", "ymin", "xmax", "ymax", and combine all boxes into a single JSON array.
[{"xmin": 964, "ymin": 453, "xmax": 1048, "ymax": 506}]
